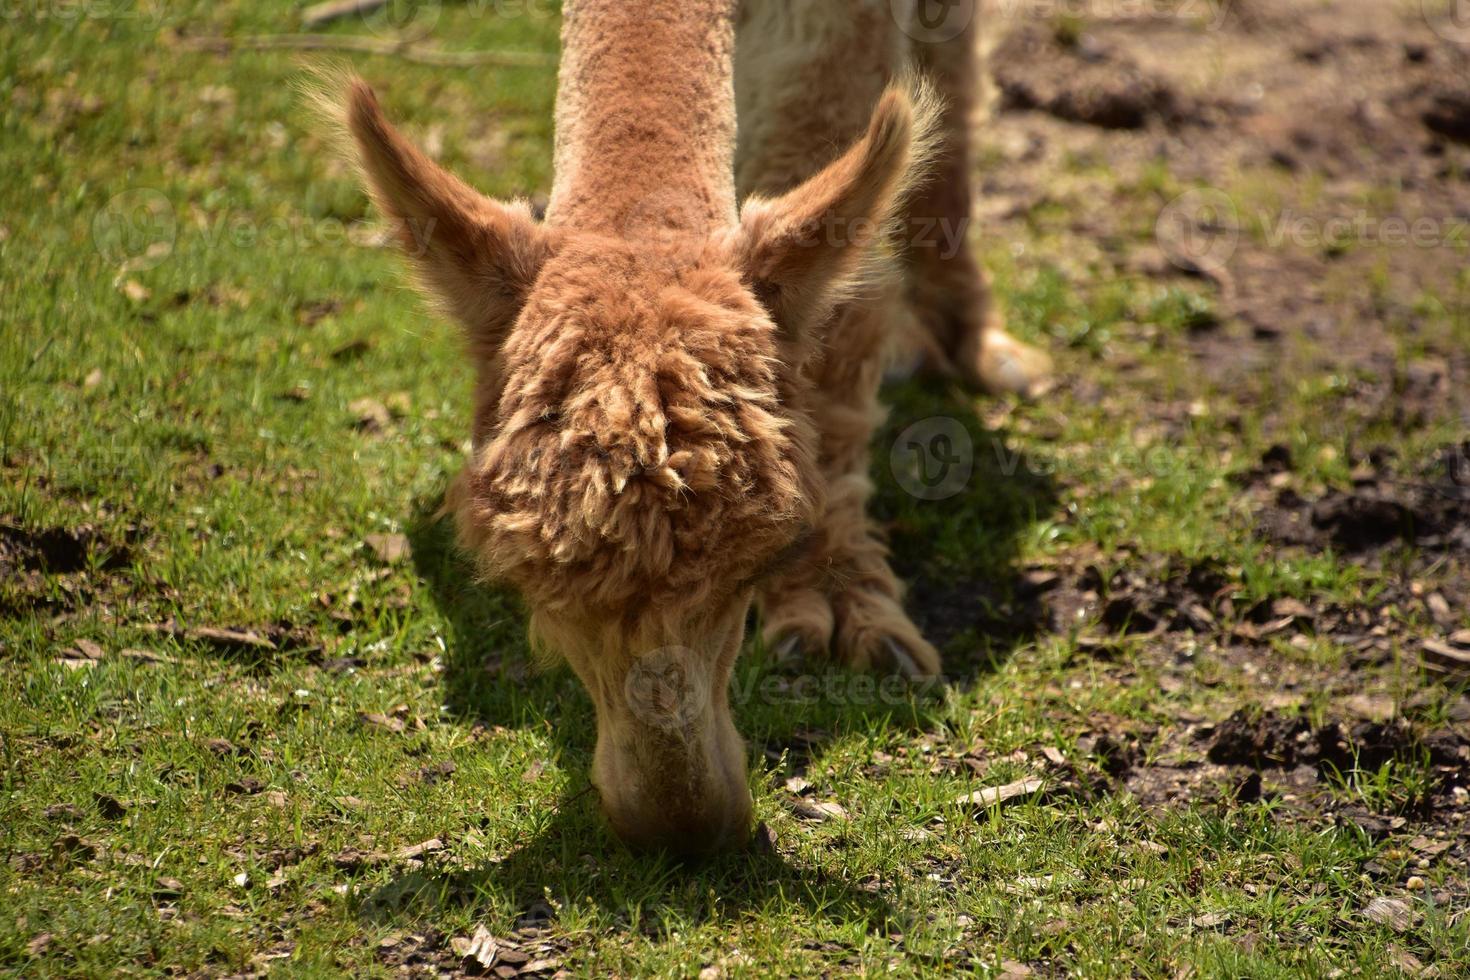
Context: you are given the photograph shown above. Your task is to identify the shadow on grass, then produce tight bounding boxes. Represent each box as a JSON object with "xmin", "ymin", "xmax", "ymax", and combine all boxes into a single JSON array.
[
  {"xmin": 874, "ymin": 379, "xmax": 1060, "ymax": 684},
  {"xmin": 359, "ymin": 793, "xmax": 901, "ymax": 933},
  {"xmin": 393, "ymin": 378, "xmax": 1054, "ymax": 926}
]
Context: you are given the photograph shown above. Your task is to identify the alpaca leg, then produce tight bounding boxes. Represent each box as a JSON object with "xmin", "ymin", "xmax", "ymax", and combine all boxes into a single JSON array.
[
  {"xmin": 759, "ymin": 296, "xmax": 940, "ymax": 679},
  {"xmin": 903, "ymin": 10, "xmax": 1053, "ymax": 398}
]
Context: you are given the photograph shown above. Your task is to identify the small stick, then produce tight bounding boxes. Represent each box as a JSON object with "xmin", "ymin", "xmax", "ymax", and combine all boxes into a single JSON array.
[
  {"xmin": 179, "ymin": 33, "xmax": 555, "ymax": 68},
  {"xmin": 301, "ymin": 0, "xmax": 389, "ymax": 29}
]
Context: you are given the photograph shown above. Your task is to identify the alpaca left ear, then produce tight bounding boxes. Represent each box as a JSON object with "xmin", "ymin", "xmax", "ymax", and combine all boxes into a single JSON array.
[
  {"xmin": 734, "ymin": 86, "xmax": 937, "ymax": 343},
  {"xmin": 341, "ymin": 79, "xmax": 553, "ymax": 348}
]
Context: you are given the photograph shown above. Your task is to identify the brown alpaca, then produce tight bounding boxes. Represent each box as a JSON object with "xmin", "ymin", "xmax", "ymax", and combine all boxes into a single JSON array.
[{"xmin": 331, "ymin": 0, "xmax": 1051, "ymax": 854}]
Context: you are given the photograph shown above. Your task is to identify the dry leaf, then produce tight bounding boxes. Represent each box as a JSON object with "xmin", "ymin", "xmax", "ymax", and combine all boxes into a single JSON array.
[
  {"xmin": 120, "ymin": 279, "xmax": 150, "ymax": 303},
  {"xmin": 332, "ymin": 338, "xmax": 371, "ymax": 361},
  {"xmin": 93, "ymin": 792, "xmax": 128, "ymax": 819},
  {"xmin": 83, "ymin": 368, "xmax": 104, "ymax": 390},
  {"xmin": 350, "ymin": 397, "xmax": 391, "ymax": 433},
  {"xmin": 153, "ymin": 876, "xmax": 184, "ymax": 900}
]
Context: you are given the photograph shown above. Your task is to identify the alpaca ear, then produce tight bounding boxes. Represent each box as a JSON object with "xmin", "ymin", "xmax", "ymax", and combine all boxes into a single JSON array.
[
  {"xmin": 341, "ymin": 79, "xmax": 552, "ymax": 347},
  {"xmin": 735, "ymin": 86, "xmax": 937, "ymax": 341}
]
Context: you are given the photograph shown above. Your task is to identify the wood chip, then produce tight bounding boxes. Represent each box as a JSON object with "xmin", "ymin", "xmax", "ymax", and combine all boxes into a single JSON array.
[
  {"xmin": 1426, "ymin": 592, "xmax": 1453, "ymax": 626},
  {"xmin": 359, "ymin": 712, "xmax": 406, "ymax": 734},
  {"xmin": 188, "ymin": 627, "xmax": 277, "ymax": 652},
  {"xmin": 1422, "ymin": 639, "xmax": 1470, "ymax": 673},
  {"xmin": 1363, "ymin": 897, "xmax": 1413, "ymax": 932},
  {"xmin": 73, "ymin": 639, "xmax": 105, "ymax": 660},
  {"xmin": 956, "ymin": 777, "xmax": 1045, "ymax": 811},
  {"xmin": 1343, "ymin": 694, "xmax": 1396, "ymax": 722},
  {"xmin": 364, "ymin": 533, "xmax": 411, "ymax": 565},
  {"xmin": 120, "ymin": 647, "xmax": 186, "ymax": 665},
  {"xmin": 396, "ymin": 838, "xmax": 444, "ymax": 861},
  {"xmin": 790, "ymin": 799, "xmax": 847, "ymax": 822},
  {"xmin": 451, "ymin": 925, "xmax": 499, "ymax": 971}
]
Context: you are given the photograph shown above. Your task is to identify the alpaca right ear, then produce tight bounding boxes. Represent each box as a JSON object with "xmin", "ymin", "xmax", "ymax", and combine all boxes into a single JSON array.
[
  {"xmin": 337, "ymin": 79, "xmax": 553, "ymax": 348},
  {"xmin": 734, "ymin": 86, "xmax": 938, "ymax": 345}
]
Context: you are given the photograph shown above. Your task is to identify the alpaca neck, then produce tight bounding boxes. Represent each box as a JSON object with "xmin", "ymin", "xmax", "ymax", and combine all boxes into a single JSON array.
[{"xmin": 545, "ymin": 0, "xmax": 738, "ymax": 236}]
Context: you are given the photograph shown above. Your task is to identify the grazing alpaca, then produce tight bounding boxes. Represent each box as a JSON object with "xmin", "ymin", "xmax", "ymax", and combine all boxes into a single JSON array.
[{"xmin": 335, "ymin": 0, "xmax": 1051, "ymax": 853}]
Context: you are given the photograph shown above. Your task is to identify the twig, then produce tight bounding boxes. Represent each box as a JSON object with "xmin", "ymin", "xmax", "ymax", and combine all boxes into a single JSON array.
[
  {"xmin": 302, "ymin": 0, "xmax": 389, "ymax": 29},
  {"xmin": 179, "ymin": 33, "xmax": 555, "ymax": 68}
]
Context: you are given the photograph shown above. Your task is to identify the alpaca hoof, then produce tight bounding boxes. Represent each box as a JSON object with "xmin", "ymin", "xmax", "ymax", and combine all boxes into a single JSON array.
[
  {"xmin": 770, "ymin": 632, "xmax": 811, "ymax": 667},
  {"xmin": 881, "ymin": 637, "xmax": 940, "ymax": 683},
  {"xmin": 975, "ymin": 328, "xmax": 1054, "ymax": 400}
]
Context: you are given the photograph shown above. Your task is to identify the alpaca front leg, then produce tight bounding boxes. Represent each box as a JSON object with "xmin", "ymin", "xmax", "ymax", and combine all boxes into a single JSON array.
[
  {"xmin": 760, "ymin": 471, "xmax": 940, "ymax": 679},
  {"xmin": 760, "ymin": 290, "xmax": 941, "ymax": 680}
]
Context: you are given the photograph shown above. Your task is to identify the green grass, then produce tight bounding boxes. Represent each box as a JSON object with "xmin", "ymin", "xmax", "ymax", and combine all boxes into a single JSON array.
[{"xmin": 3, "ymin": 3, "xmax": 1468, "ymax": 977}]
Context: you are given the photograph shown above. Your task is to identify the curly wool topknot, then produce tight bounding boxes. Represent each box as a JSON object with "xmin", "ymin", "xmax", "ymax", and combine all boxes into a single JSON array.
[{"xmin": 453, "ymin": 241, "xmax": 823, "ymax": 622}]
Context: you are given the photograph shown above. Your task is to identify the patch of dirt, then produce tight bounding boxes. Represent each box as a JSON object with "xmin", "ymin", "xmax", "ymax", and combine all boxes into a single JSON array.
[
  {"xmin": 982, "ymin": 0, "xmax": 1470, "ymax": 410},
  {"xmin": 991, "ymin": 25, "xmax": 1187, "ymax": 130},
  {"xmin": 0, "ymin": 521, "xmax": 132, "ymax": 574},
  {"xmin": 0, "ymin": 520, "xmax": 143, "ymax": 620},
  {"xmin": 1252, "ymin": 442, "xmax": 1470, "ymax": 558}
]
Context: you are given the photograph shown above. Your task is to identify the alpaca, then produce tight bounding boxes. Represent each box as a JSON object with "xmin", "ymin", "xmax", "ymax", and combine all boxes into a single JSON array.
[{"xmin": 334, "ymin": 0, "xmax": 1051, "ymax": 854}]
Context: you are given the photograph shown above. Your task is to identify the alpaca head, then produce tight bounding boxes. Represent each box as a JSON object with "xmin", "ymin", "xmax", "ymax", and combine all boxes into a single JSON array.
[{"xmin": 337, "ymin": 78, "xmax": 933, "ymax": 854}]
